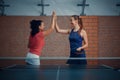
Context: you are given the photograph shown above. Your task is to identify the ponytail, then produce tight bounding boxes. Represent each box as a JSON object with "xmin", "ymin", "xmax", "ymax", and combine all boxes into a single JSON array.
[{"xmin": 78, "ymin": 17, "xmax": 83, "ymax": 33}]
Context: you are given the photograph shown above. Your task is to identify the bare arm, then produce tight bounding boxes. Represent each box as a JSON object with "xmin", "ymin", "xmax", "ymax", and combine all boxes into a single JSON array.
[
  {"xmin": 43, "ymin": 11, "xmax": 55, "ymax": 36},
  {"xmin": 55, "ymin": 19, "xmax": 70, "ymax": 34},
  {"xmin": 81, "ymin": 30, "xmax": 88, "ymax": 49},
  {"xmin": 77, "ymin": 30, "xmax": 88, "ymax": 51}
]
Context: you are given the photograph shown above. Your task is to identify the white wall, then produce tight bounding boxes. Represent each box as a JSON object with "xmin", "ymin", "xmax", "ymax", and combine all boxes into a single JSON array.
[{"xmin": 3, "ymin": 0, "xmax": 120, "ymax": 16}]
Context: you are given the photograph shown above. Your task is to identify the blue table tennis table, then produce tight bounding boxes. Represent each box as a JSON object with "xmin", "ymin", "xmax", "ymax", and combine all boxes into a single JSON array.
[{"xmin": 0, "ymin": 64, "xmax": 120, "ymax": 80}]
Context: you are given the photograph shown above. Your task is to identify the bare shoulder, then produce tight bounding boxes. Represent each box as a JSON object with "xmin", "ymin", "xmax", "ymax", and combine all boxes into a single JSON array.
[
  {"xmin": 81, "ymin": 29, "xmax": 87, "ymax": 34},
  {"xmin": 80, "ymin": 29, "xmax": 87, "ymax": 37}
]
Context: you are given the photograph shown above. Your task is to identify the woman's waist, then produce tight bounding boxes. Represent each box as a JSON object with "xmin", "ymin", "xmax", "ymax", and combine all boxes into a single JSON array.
[
  {"xmin": 70, "ymin": 48, "xmax": 85, "ymax": 53},
  {"xmin": 29, "ymin": 49, "xmax": 42, "ymax": 56},
  {"xmin": 70, "ymin": 43, "xmax": 82, "ymax": 49},
  {"xmin": 26, "ymin": 52, "xmax": 40, "ymax": 58},
  {"xmin": 70, "ymin": 46, "xmax": 82, "ymax": 51}
]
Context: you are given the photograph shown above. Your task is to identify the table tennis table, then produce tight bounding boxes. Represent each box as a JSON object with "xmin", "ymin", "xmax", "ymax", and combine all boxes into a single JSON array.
[{"xmin": 0, "ymin": 57, "xmax": 120, "ymax": 80}]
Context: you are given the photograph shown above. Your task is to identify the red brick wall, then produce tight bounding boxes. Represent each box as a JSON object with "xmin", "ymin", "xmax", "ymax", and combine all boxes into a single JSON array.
[
  {"xmin": 98, "ymin": 16, "xmax": 120, "ymax": 57},
  {"xmin": 98, "ymin": 16, "xmax": 120, "ymax": 68}
]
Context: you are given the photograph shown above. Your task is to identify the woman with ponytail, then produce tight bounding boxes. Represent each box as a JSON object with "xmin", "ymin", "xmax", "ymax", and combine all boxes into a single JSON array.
[
  {"xmin": 25, "ymin": 11, "xmax": 56, "ymax": 65},
  {"xmin": 55, "ymin": 15, "xmax": 88, "ymax": 64}
]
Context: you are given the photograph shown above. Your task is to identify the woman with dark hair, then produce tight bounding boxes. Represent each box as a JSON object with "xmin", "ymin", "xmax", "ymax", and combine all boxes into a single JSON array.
[
  {"xmin": 25, "ymin": 12, "xmax": 56, "ymax": 65},
  {"xmin": 55, "ymin": 15, "xmax": 88, "ymax": 64}
]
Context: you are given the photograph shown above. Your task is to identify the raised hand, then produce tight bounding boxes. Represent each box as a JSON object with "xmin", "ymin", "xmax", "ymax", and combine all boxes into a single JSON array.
[{"xmin": 52, "ymin": 11, "xmax": 56, "ymax": 18}]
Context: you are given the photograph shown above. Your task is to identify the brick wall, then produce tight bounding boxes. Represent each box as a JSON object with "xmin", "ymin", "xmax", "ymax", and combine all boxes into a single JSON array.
[
  {"xmin": 98, "ymin": 16, "xmax": 120, "ymax": 68},
  {"xmin": 99, "ymin": 16, "xmax": 120, "ymax": 57}
]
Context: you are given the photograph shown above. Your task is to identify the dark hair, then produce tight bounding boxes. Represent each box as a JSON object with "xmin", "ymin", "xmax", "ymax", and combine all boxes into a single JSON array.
[
  {"xmin": 71, "ymin": 15, "xmax": 83, "ymax": 32},
  {"xmin": 30, "ymin": 20, "xmax": 43, "ymax": 37}
]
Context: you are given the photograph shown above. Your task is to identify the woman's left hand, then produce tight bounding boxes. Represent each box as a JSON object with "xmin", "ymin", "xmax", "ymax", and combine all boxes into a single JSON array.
[{"xmin": 76, "ymin": 47, "xmax": 82, "ymax": 51}]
